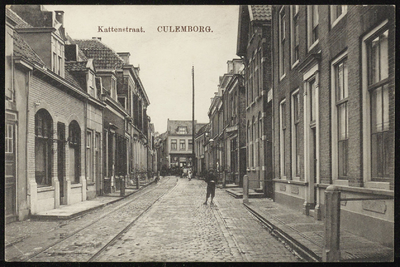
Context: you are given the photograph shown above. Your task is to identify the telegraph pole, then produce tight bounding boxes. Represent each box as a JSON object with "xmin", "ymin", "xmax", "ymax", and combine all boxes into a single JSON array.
[{"xmin": 192, "ymin": 66, "xmax": 195, "ymax": 174}]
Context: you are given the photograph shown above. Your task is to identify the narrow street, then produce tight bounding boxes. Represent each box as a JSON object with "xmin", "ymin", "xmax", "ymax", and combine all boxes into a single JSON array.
[{"xmin": 6, "ymin": 176, "xmax": 301, "ymax": 262}]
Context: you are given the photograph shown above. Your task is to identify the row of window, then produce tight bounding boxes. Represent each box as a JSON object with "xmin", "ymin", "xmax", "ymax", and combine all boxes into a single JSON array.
[
  {"xmin": 279, "ymin": 5, "xmax": 348, "ymax": 78},
  {"xmin": 246, "ymin": 47, "xmax": 263, "ymax": 106},
  {"xmin": 171, "ymin": 139, "xmax": 193, "ymax": 151},
  {"xmin": 247, "ymin": 113, "xmax": 263, "ymax": 168},
  {"xmin": 35, "ymin": 109, "xmax": 81, "ymax": 187},
  {"xmin": 277, "ymin": 22, "xmax": 392, "ymax": 181}
]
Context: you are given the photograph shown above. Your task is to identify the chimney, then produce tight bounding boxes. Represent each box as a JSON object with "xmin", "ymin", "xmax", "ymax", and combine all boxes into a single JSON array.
[
  {"xmin": 227, "ymin": 60, "xmax": 234, "ymax": 73},
  {"xmin": 65, "ymin": 44, "xmax": 78, "ymax": 61},
  {"xmin": 55, "ymin": 11, "xmax": 64, "ymax": 26},
  {"xmin": 92, "ymin": 37, "xmax": 102, "ymax": 41},
  {"xmin": 233, "ymin": 59, "xmax": 243, "ymax": 74},
  {"xmin": 117, "ymin": 52, "xmax": 130, "ymax": 64},
  {"xmin": 134, "ymin": 66, "xmax": 140, "ymax": 77}
]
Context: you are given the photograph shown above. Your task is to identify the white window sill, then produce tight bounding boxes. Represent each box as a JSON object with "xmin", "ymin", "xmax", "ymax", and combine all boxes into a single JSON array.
[
  {"xmin": 291, "ymin": 60, "xmax": 299, "ymax": 69},
  {"xmin": 37, "ymin": 186, "xmax": 55, "ymax": 192},
  {"xmin": 331, "ymin": 12, "xmax": 347, "ymax": 29},
  {"xmin": 71, "ymin": 183, "xmax": 82, "ymax": 188},
  {"xmin": 308, "ymin": 40, "xmax": 319, "ymax": 52}
]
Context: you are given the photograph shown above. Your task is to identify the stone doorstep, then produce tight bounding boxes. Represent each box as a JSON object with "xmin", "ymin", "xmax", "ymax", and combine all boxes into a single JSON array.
[
  {"xmin": 244, "ymin": 202, "xmax": 394, "ymax": 262},
  {"xmin": 225, "ymin": 188, "xmax": 264, "ymax": 199},
  {"xmin": 30, "ymin": 180, "xmax": 156, "ymax": 221}
]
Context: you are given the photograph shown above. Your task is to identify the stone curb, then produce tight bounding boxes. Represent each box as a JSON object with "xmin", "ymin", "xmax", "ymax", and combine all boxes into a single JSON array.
[
  {"xmin": 29, "ymin": 179, "xmax": 156, "ymax": 222},
  {"xmin": 243, "ymin": 202, "xmax": 321, "ymax": 262}
]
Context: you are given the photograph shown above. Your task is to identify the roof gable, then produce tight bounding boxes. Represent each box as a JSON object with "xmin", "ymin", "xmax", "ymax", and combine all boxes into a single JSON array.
[{"xmin": 237, "ymin": 5, "xmax": 271, "ymax": 57}]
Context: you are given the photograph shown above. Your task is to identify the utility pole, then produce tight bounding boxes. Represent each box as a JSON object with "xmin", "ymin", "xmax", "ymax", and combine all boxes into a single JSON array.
[{"xmin": 192, "ymin": 66, "xmax": 195, "ymax": 174}]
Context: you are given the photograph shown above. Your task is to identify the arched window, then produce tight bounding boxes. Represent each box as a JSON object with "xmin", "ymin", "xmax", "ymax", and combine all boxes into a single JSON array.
[
  {"xmin": 35, "ymin": 109, "xmax": 53, "ymax": 186},
  {"xmin": 69, "ymin": 120, "xmax": 81, "ymax": 184}
]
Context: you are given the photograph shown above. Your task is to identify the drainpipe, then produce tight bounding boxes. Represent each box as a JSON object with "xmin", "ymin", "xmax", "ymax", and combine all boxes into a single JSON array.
[
  {"xmin": 84, "ymin": 99, "xmax": 88, "ymax": 192},
  {"xmin": 239, "ymin": 55, "xmax": 246, "ymax": 188},
  {"xmin": 270, "ymin": 16, "xmax": 275, "ymax": 200},
  {"xmin": 25, "ymin": 69, "xmax": 31, "ymax": 217}
]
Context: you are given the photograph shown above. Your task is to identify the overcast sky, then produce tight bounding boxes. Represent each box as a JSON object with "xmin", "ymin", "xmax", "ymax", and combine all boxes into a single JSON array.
[{"xmin": 45, "ymin": 5, "xmax": 240, "ymax": 133}]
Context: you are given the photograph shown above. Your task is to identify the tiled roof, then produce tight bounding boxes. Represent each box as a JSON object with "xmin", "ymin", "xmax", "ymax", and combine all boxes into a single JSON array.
[
  {"xmin": 6, "ymin": 8, "xmax": 33, "ymax": 28},
  {"xmin": 12, "ymin": 31, "xmax": 45, "ymax": 66},
  {"xmin": 250, "ymin": 5, "xmax": 272, "ymax": 21},
  {"xmin": 196, "ymin": 123, "xmax": 208, "ymax": 133},
  {"xmin": 65, "ymin": 61, "xmax": 87, "ymax": 72},
  {"xmin": 72, "ymin": 39, "xmax": 124, "ymax": 70},
  {"xmin": 196, "ymin": 123, "xmax": 210, "ymax": 137},
  {"xmin": 167, "ymin": 120, "xmax": 198, "ymax": 135},
  {"xmin": 65, "ymin": 70, "xmax": 84, "ymax": 90}
]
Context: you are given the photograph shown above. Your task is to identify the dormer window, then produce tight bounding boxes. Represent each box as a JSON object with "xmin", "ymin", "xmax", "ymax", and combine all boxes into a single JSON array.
[
  {"xmin": 88, "ymin": 71, "xmax": 96, "ymax": 97},
  {"xmin": 51, "ymin": 36, "xmax": 64, "ymax": 77},
  {"xmin": 177, "ymin": 126, "xmax": 188, "ymax": 134}
]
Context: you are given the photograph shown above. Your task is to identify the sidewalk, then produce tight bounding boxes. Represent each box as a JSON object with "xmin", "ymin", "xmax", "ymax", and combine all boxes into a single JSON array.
[
  {"xmin": 29, "ymin": 178, "xmax": 156, "ymax": 221},
  {"xmin": 225, "ymin": 189, "xmax": 393, "ymax": 262}
]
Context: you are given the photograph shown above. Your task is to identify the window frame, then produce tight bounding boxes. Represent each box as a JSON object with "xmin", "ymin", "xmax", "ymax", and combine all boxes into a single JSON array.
[
  {"xmin": 35, "ymin": 109, "xmax": 53, "ymax": 187},
  {"xmin": 51, "ymin": 36, "xmax": 65, "ymax": 77},
  {"xmin": 330, "ymin": 5, "xmax": 347, "ymax": 28},
  {"xmin": 291, "ymin": 89, "xmax": 300, "ymax": 179},
  {"xmin": 331, "ymin": 52, "xmax": 349, "ymax": 183},
  {"xmin": 307, "ymin": 5, "xmax": 319, "ymax": 51},
  {"xmin": 86, "ymin": 130, "xmax": 93, "ymax": 183},
  {"xmin": 361, "ymin": 20, "xmax": 392, "ymax": 188},
  {"xmin": 6, "ymin": 123, "xmax": 14, "ymax": 154},
  {"xmin": 279, "ymin": 6, "xmax": 287, "ymax": 80},
  {"xmin": 171, "ymin": 139, "xmax": 177, "ymax": 151},
  {"xmin": 290, "ymin": 5, "xmax": 300, "ymax": 68},
  {"xmin": 280, "ymin": 99, "xmax": 287, "ymax": 178},
  {"xmin": 179, "ymin": 139, "xmax": 186, "ymax": 151}
]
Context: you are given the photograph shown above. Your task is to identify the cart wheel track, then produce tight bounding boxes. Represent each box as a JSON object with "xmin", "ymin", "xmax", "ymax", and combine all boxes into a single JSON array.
[{"xmin": 19, "ymin": 177, "xmax": 177, "ymax": 262}]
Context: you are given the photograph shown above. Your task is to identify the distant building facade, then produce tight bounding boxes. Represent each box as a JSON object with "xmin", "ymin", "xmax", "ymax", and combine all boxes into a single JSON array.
[{"xmin": 162, "ymin": 120, "xmax": 205, "ymax": 171}]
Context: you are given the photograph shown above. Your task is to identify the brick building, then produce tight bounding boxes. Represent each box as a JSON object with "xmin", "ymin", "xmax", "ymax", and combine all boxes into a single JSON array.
[
  {"xmin": 219, "ymin": 59, "xmax": 246, "ymax": 186},
  {"xmin": 237, "ymin": 5, "xmax": 273, "ymax": 196},
  {"xmin": 164, "ymin": 120, "xmax": 204, "ymax": 171},
  {"xmin": 7, "ymin": 6, "xmax": 90, "ymax": 218},
  {"xmin": 72, "ymin": 38, "xmax": 152, "ymax": 192},
  {"xmin": 6, "ymin": 5, "xmax": 155, "ymax": 221},
  {"xmin": 271, "ymin": 5, "xmax": 394, "ymax": 247},
  {"xmin": 208, "ymin": 90, "xmax": 223, "ymax": 173}
]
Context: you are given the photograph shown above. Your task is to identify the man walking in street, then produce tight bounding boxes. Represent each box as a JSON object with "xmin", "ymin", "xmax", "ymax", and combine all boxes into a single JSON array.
[{"xmin": 203, "ymin": 169, "xmax": 217, "ymax": 205}]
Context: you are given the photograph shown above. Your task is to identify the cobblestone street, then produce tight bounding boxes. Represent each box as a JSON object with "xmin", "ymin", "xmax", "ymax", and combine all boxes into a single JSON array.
[
  {"xmin": 5, "ymin": 176, "xmax": 301, "ymax": 262},
  {"xmin": 93, "ymin": 177, "xmax": 301, "ymax": 262}
]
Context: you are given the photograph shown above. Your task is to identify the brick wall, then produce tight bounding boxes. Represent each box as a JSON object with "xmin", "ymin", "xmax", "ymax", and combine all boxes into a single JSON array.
[
  {"xmin": 28, "ymin": 73, "xmax": 86, "ymax": 211},
  {"xmin": 272, "ymin": 5, "xmax": 395, "ymax": 190}
]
